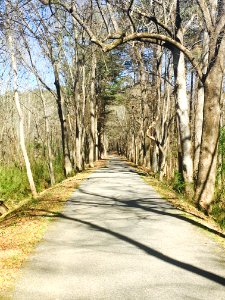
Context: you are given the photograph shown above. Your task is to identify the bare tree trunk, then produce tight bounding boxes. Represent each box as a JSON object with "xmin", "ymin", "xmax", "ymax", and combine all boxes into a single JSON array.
[
  {"xmin": 75, "ymin": 94, "xmax": 82, "ymax": 172},
  {"xmin": 101, "ymin": 132, "xmax": 108, "ymax": 158},
  {"xmin": 194, "ymin": 31, "xmax": 209, "ymax": 177},
  {"xmin": 173, "ymin": 51, "xmax": 193, "ymax": 182},
  {"xmin": 195, "ymin": 37, "xmax": 225, "ymax": 211},
  {"xmin": 8, "ymin": 30, "xmax": 37, "ymax": 198},
  {"xmin": 172, "ymin": 2, "xmax": 193, "ymax": 192},
  {"xmin": 95, "ymin": 104, "xmax": 99, "ymax": 160},
  {"xmin": 80, "ymin": 65, "xmax": 87, "ymax": 170},
  {"xmin": 159, "ymin": 66, "xmax": 172, "ymax": 180},
  {"xmin": 53, "ymin": 64, "xmax": 73, "ymax": 176},
  {"xmin": 152, "ymin": 147, "xmax": 158, "ymax": 173},
  {"xmin": 89, "ymin": 51, "xmax": 97, "ymax": 167},
  {"xmin": 38, "ymin": 86, "xmax": 55, "ymax": 185},
  {"xmin": 133, "ymin": 45, "xmax": 149, "ymax": 167}
]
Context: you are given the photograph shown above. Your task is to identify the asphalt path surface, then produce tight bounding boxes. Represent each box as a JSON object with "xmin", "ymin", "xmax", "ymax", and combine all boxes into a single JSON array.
[{"xmin": 14, "ymin": 157, "xmax": 225, "ymax": 299}]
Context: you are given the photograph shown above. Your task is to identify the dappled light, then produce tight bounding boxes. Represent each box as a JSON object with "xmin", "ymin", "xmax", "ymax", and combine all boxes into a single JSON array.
[
  {"xmin": 0, "ymin": 0, "xmax": 224, "ymax": 298},
  {"xmin": 13, "ymin": 158, "xmax": 225, "ymax": 299}
]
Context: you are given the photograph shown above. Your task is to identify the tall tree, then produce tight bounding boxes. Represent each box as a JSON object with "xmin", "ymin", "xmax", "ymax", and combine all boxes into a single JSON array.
[{"xmin": 6, "ymin": 1, "xmax": 37, "ymax": 197}]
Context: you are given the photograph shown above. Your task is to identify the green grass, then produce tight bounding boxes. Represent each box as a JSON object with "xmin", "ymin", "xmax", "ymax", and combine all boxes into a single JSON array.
[
  {"xmin": 0, "ymin": 165, "xmax": 30, "ymax": 203},
  {"xmin": 0, "ymin": 155, "xmax": 65, "ymax": 208},
  {"xmin": 170, "ymin": 171, "xmax": 185, "ymax": 194},
  {"xmin": 213, "ymin": 127, "xmax": 225, "ymax": 229},
  {"xmin": 211, "ymin": 188, "xmax": 225, "ymax": 229}
]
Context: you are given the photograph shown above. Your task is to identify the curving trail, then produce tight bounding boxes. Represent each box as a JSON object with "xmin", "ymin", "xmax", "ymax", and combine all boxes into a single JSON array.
[{"xmin": 14, "ymin": 157, "xmax": 225, "ymax": 299}]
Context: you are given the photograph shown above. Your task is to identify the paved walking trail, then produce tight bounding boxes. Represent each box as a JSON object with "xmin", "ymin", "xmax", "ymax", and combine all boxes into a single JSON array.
[{"xmin": 14, "ymin": 158, "xmax": 225, "ymax": 299}]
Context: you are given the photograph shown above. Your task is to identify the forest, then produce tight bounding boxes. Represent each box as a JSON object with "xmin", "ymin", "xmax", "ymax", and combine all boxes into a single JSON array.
[{"xmin": 0, "ymin": 0, "xmax": 224, "ymax": 228}]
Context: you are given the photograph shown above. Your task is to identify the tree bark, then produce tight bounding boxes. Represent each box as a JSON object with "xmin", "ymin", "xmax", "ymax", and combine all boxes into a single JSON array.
[
  {"xmin": 195, "ymin": 37, "xmax": 225, "ymax": 211},
  {"xmin": 194, "ymin": 31, "xmax": 209, "ymax": 177},
  {"xmin": 8, "ymin": 28, "xmax": 37, "ymax": 198},
  {"xmin": 173, "ymin": 47, "xmax": 193, "ymax": 186},
  {"xmin": 95, "ymin": 104, "xmax": 99, "ymax": 160},
  {"xmin": 89, "ymin": 51, "xmax": 97, "ymax": 167},
  {"xmin": 75, "ymin": 93, "xmax": 82, "ymax": 172},
  {"xmin": 53, "ymin": 64, "xmax": 73, "ymax": 177},
  {"xmin": 172, "ymin": 1, "xmax": 193, "ymax": 192},
  {"xmin": 38, "ymin": 86, "xmax": 55, "ymax": 185}
]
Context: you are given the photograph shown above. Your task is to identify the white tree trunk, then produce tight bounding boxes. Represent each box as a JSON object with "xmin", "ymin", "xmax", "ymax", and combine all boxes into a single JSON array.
[
  {"xmin": 173, "ymin": 31, "xmax": 193, "ymax": 187},
  {"xmin": 194, "ymin": 31, "xmax": 209, "ymax": 176},
  {"xmin": 152, "ymin": 146, "xmax": 158, "ymax": 173},
  {"xmin": 8, "ymin": 30, "xmax": 37, "ymax": 198},
  {"xmin": 195, "ymin": 36, "xmax": 225, "ymax": 211},
  {"xmin": 176, "ymin": 55, "xmax": 193, "ymax": 182}
]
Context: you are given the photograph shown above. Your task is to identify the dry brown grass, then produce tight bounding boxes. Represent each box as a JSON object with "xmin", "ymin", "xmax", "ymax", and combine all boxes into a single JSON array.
[{"xmin": 0, "ymin": 160, "xmax": 106, "ymax": 299}]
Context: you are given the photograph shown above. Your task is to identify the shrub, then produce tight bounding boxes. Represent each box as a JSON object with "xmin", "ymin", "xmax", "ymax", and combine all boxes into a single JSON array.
[
  {"xmin": 172, "ymin": 171, "xmax": 185, "ymax": 193},
  {"xmin": 213, "ymin": 127, "xmax": 225, "ymax": 229}
]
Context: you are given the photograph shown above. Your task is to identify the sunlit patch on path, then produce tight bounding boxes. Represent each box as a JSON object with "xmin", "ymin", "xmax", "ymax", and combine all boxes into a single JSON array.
[{"xmin": 14, "ymin": 158, "xmax": 225, "ymax": 299}]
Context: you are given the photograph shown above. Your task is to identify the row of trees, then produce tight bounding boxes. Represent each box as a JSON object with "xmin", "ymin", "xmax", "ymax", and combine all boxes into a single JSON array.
[
  {"xmin": 40, "ymin": 0, "xmax": 224, "ymax": 213},
  {"xmin": 0, "ymin": 0, "xmax": 122, "ymax": 202},
  {"xmin": 0, "ymin": 0, "xmax": 224, "ymax": 215}
]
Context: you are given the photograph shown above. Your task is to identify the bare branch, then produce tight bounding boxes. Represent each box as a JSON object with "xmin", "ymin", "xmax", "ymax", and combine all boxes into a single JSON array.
[
  {"xmin": 183, "ymin": 14, "xmax": 197, "ymax": 34},
  {"xmin": 214, "ymin": 14, "xmax": 225, "ymax": 42},
  {"xmin": 106, "ymin": 1, "xmax": 119, "ymax": 32},
  {"xmin": 133, "ymin": 7, "xmax": 173, "ymax": 36},
  {"xmin": 96, "ymin": 0, "xmax": 110, "ymax": 34},
  {"xmin": 69, "ymin": 5, "xmax": 104, "ymax": 48},
  {"xmin": 102, "ymin": 32, "xmax": 203, "ymax": 80},
  {"xmin": 38, "ymin": 1, "xmax": 203, "ymax": 80},
  {"xmin": 196, "ymin": 0, "xmax": 213, "ymax": 33},
  {"xmin": 127, "ymin": 0, "xmax": 136, "ymax": 33}
]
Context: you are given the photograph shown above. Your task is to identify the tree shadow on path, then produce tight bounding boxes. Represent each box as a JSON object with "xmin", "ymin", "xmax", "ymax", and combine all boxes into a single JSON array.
[
  {"xmin": 77, "ymin": 188, "xmax": 225, "ymax": 239},
  {"xmin": 28, "ymin": 209, "xmax": 225, "ymax": 287}
]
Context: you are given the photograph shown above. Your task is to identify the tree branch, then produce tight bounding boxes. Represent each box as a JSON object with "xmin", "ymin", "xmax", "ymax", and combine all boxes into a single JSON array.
[
  {"xmin": 38, "ymin": 0, "xmax": 203, "ymax": 80},
  {"xmin": 196, "ymin": 0, "xmax": 213, "ymax": 33},
  {"xmin": 102, "ymin": 32, "xmax": 203, "ymax": 80},
  {"xmin": 127, "ymin": 0, "xmax": 136, "ymax": 33},
  {"xmin": 183, "ymin": 14, "xmax": 197, "ymax": 34},
  {"xmin": 134, "ymin": 7, "xmax": 173, "ymax": 36},
  {"xmin": 106, "ymin": 1, "xmax": 120, "ymax": 32},
  {"xmin": 96, "ymin": 0, "xmax": 110, "ymax": 34}
]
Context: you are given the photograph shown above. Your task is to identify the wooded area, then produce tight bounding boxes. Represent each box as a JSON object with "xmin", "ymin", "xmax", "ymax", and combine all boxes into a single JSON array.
[{"xmin": 0, "ymin": 0, "xmax": 224, "ymax": 226}]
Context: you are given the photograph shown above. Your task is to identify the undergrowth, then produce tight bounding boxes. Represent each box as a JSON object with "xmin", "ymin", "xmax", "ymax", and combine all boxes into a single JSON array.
[
  {"xmin": 168, "ymin": 127, "xmax": 225, "ymax": 229},
  {"xmin": 171, "ymin": 169, "xmax": 225, "ymax": 229},
  {"xmin": 212, "ymin": 127, "xmax": 225, "ymax": 229},
  {"xmin": 0, "ymin": 155, "xmax": 65, "ymax": 208},
  {"xmin": 171, "ymin": 171, "xmax": 185, "ymax": 194}
]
